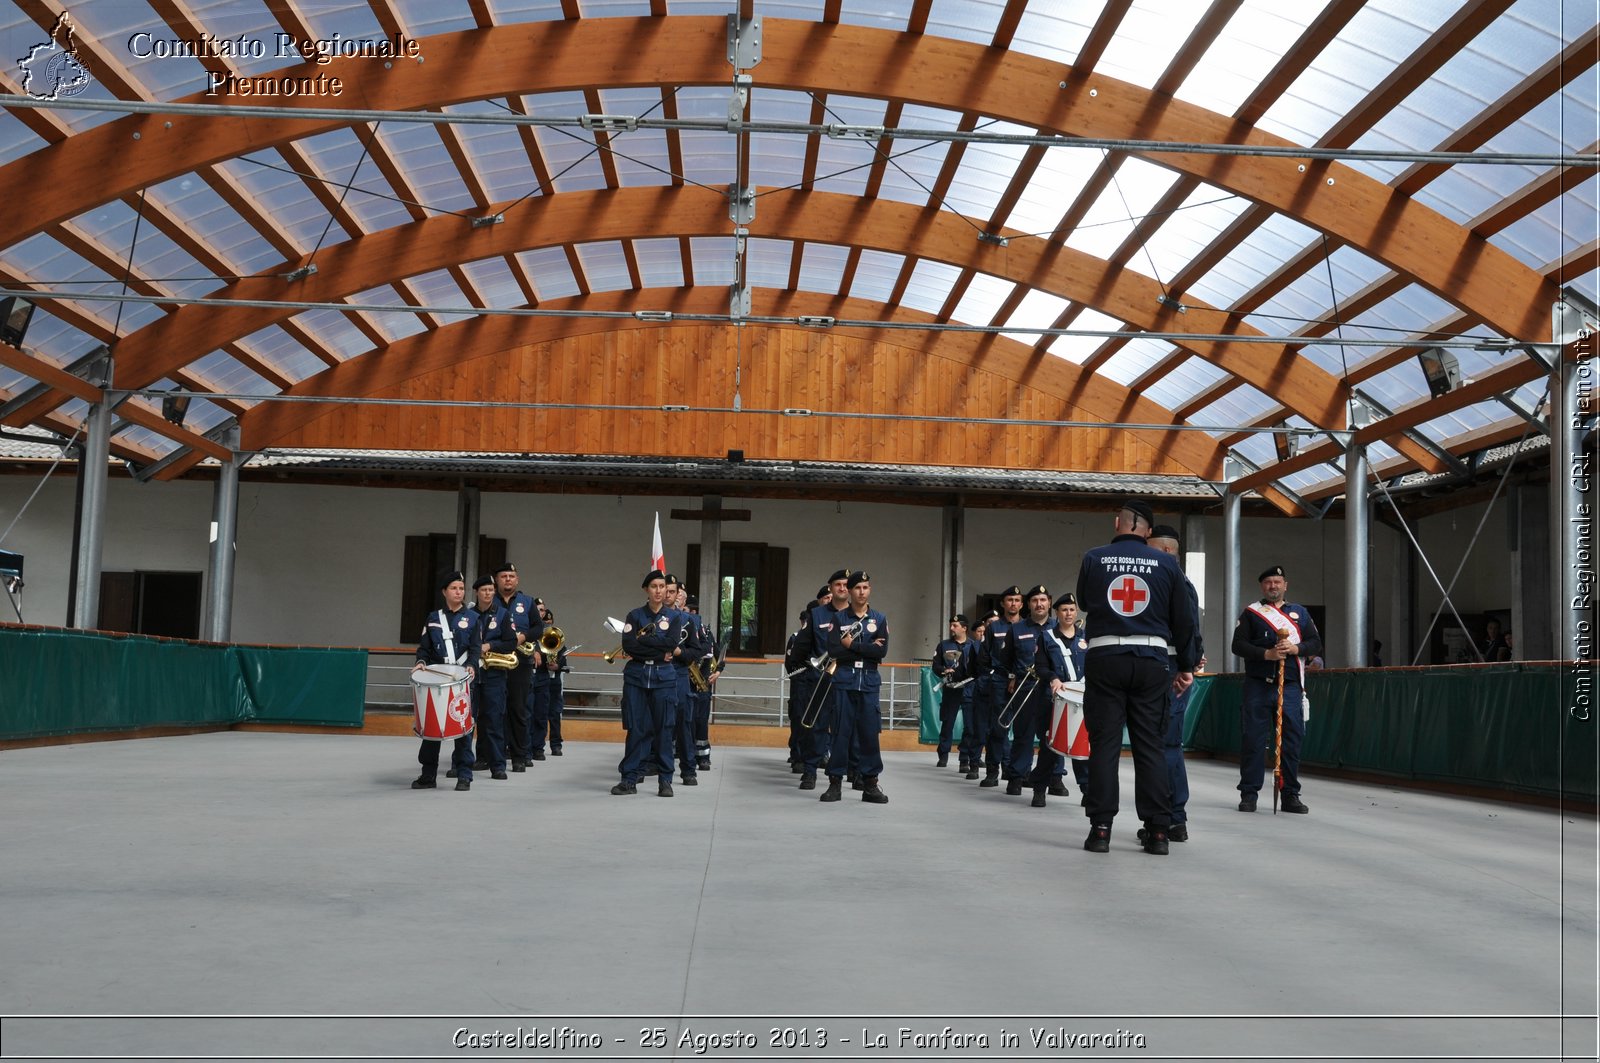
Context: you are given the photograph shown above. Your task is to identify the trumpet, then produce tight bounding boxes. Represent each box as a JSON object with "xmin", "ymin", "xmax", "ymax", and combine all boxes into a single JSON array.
[{"xmin": 689, "ymin": 658, "xmax": 710, "ymax": 692}]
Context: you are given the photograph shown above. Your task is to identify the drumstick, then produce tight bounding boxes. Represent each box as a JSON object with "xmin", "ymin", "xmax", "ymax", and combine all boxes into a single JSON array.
[{"xmin": 416, "ymin": 665, "xmax": 458, "ymax": 680}]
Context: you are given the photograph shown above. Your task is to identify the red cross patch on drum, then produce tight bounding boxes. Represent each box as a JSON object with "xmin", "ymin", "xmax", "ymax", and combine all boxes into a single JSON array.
[{"xmin": 1108, "ymin": 574, "xmax": 1151, "ymax": 616}]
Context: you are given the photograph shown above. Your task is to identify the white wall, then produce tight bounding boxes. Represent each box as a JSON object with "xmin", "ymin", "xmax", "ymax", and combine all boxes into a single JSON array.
[{"xmin": 0, "ymin": 471, "xmax": 1524, "ymax": 666}]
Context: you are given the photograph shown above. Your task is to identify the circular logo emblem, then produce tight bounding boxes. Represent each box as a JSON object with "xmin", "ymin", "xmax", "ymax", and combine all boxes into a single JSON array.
[
  {"xmin": 1108, "ymin": 574, "xmax": 1151, "ymax": 616},
  {"xmin": 866, "ymin": 620, "xmax": 878, "ymax": 633},
  {"xmin": 458, "ymin": 618, "xmax": 469, "ymax": 628},
  {"xmin": 623, "ymin": 623, "xmax": 633, "ymax": 633},
  {"xmin": 515, "ymin": 603, "xmax": 525, "ymax": 613},
  {"xmin": 658, "ymin": 618, "xmax": 670, "ymax": 630}
]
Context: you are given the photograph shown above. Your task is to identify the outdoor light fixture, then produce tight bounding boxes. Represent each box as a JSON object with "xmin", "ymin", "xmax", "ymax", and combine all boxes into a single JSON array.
[
  {"xmin": 161, "ymin": 390, "xmax": 192, "ymax": 427},
  {"xmin": 1273, "ymin": 422, "xmax": 1299, "ymax": 463},
  {"xmin": 1418, "ymin": 348, "xmax": 1460, "ymax": 398},
  {"xmin": 0, "ymin": 295, "xmax": 35, "ymax": 348}
]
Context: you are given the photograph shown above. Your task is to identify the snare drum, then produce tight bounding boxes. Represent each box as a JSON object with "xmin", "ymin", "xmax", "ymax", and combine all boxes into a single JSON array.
[
  {"xmin": 410, "ymin": 664, "xmax": 474, "ymax": 741},
  {"xmin": 1047, "ymin": 679, "xmax": 1089, "ymax": 760}
]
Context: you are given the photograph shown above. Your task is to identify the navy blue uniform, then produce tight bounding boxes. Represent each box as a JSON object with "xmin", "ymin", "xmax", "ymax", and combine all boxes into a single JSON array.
[
  {"xmin": 784, "ymin": 624, "xmax": 809, "ymax": 766},
  {"xmin": 932, "ymin": 637, "xmax": 975, "ymax": 765},
  {"xmin": 618, "ymin": 603, "xmax": 684, "ymax": 787},
  {"xmin": 472, "ymin": 599, "xmax": 517, "ymax": 773},
  {"xmin": 691, "ymin": 621, "xmax": 717, "ymax": 768},
  {"xmin": 415, "ymin": 605, "xmax": 483, "ymax": 784},
  {"xmin": 1043, "ymin": 620, "xmax": 1089, "ymax": 789},
  {"xmin": 1165, "ymin": 577, "xmax": 1203, "ymax": 823},
  {"xmin": 825, "ymin": 607, "xmax": 888, "ymax": 781},
  {"xmin": 1076, "ymin": 535, "xmax": 1198, "ymax": 828},
  {"xmin": 981, "ymin": 615, "xmax": 1021, "ymax": 781},
  {"xmin": 497, "ymin": 590, "xmax": 537, "ymax": 765},
  {"xmin": 1007, "ymin": 615, "xmax": 1062, "ymax": 790},
  {"xmin": 1232, "ymin": 600, "xmax": 1321, "ymax": 801},
  {"xmin": 798, "ymin": 601, "xmax": 845, "ymax": 777},
  {"xmin": 673, "ymin": 608, "xmax": 712, "ymax": 779},
  {"xmin": 526, "ymin": 607, "xmax": 553, "ymax": 759},
  {"xmin": 548, "ymin": 645, "xmax": 568, "ymax": 754}
]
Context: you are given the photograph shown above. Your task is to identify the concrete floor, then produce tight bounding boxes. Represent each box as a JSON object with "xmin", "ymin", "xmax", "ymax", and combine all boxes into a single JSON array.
[{"xmin": 1, "ymin": 732, "xmax": 1595, "ymax": 1061}]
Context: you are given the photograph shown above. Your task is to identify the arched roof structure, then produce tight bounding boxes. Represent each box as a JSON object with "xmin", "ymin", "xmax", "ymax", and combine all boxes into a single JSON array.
[{"xmin": 0, "ymin": 0, "xmax": 1593, "ymax": 508}]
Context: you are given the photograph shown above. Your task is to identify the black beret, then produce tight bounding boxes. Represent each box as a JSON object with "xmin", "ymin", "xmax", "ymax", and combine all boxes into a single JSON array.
[
  {"xmin": 1119, "ymin": 499, "xmax": 1155, "ymax": 527},
  {"xmin": 664, "ymin": 573, "xmax": 680, "ymax": 586},
  {"xmin": 1025, "ymin": 584, "xmax": 1050, "ymax": 599},
  {"xmin": 828, "ymin": 569, "xmax": 849, "ymax": 583},
  {"xmin": 1000, "ymin": 585, "xmax": 1023, "ymax": 597},
  {"xmin": 950, "ymin": 613, "xmax": 969, "ymax": 626},
  {"xmin": 493, "ymin": 561, "xmax": 517, "ymax": 575},
  {"xmin": 642, "ymin": 568, "xmax": 667, "ymax": 588},
  {"xmin": 846, "ymin": 569, "xmax": 871, "ymax": 588},
  {"xmin": 1149, "ymin": 524, "xmax": 1181, "ymax": 542},
  {"xmin": 472, "ymin": 575, "xmax": 493, "ymax": 591},
  {"xmin": 1258, "ymin": 565, "xmax": 1286, "ymax": 582},
  {"xmin": 983, "ymin": 608, "xmax": 1001, "ymax": 621},
  {"xmin": 1053, "ymin": 593, "xmax": 1077, "ymax": 609},
  {"xmin": 438, "ymin": 570, "xmax": 465, "ymax": 591},
  {"xmin": 816, "ymin": 586, "xmax": 831, "ymax": 600},
  {"xmin": 686, "ymin": 594, "xmax": 698, "ymax": 609}
]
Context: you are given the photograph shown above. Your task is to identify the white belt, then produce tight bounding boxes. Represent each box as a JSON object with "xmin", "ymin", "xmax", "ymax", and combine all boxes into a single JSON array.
[{"xmin": 1088, "ymin": 634, "xmax": 1172, "ymax": 649}]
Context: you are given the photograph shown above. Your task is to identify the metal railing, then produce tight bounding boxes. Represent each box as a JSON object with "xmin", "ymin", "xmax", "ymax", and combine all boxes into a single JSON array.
[{"xmin": 365, "ymin": 649, "xmax": 925, "ymax": 730}]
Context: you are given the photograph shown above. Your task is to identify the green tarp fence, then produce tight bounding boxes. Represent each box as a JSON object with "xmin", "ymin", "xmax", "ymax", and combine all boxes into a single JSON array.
[
  {"xmin": 917, "ymin": 666, "xmax": 963, "ymax": 744},
  {"xmin": 1185, "ymin": 664, "xmax": 1595, "ymax": 800},
  {"xmin": 1, "ymin": 625, "xmax": 368, "ymax": 739}
]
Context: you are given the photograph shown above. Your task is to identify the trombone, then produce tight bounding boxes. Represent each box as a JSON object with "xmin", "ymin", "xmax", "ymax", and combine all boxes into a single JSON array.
[
  {"xmin": 997, "ymin": 664, "xmax": 1038, "ymax": 728},
  {"xmin": 799, "ymin": 618, "xmax": 868, "ymax": 728},
  {"xmin": 601, "ymin": 617, "xmax": 627, "ymax": 665}
]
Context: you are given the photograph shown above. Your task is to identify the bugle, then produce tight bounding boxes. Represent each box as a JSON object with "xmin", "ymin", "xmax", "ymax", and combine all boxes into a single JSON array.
[
  {"xmin": 481, "ymin": 650, "xmax": 519, "ymax": 670},
  {"xmin": 602, "ymin": 616, "xmax": 627, "ymax": 665}
]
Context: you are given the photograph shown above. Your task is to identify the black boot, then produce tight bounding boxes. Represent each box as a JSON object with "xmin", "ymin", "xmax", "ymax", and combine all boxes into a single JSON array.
[
  {"xmin": 1030, "ymin": 788, "xmax": 1047, "ymax": 808},
  {"xmin": 1005, "ymin": 780, "xmax": 1023, "ymax": 796},
  {"xmin": 1048, "ymin": 780, "xmax": 1069, "ymax": 797},
  {"xmin": 454, "ymin": 778, "xmax": 470, "ymax": 792},
  {"xmin": 1139, "ymin": 824, "xmax": 1169, "ymax": 855},
  {"xmin": 965, "ymin": 766, "xmax": 980, "ymax": 780},
  {"xmin": 979, "ymin": 768, "xmax": 1000, "ymax": 788},
  {"xmin": 936, "ymin": 754, "xmax": 948, "ymax": 767},
  {"xmin": 1083, "ymin": 823, "xmax": 1111, "ymax": 853},
  {"xmin": 1168, "ymin": 823, "xmax": 1189, "ymax": 842},
  {"xmin": 610, "ymin": 781, "xmax": 637, "ymax": 795},
  {"xmin": 410, "ymin": 775, "xmax": 436, "ymax": 789},
  {"xmin": 861, "ymin": 777, "xmax": 888, "ymax": 804},
  {"xmin": 820, "ymin": 777, "xmax": 843, "ymax": 803},
  {"xmin": 799, "ymin": 773, "xmax": 817, "ymax": 790},
  {"xmin": 1280, "ymin": 793, "xmax": 1309, "ymax": 814}
]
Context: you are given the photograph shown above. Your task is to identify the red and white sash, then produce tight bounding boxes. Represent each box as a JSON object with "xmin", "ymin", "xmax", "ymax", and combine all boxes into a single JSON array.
[{"xmin": 1247, "ymin": 600, "xmax": 1307, "ymax": 693}]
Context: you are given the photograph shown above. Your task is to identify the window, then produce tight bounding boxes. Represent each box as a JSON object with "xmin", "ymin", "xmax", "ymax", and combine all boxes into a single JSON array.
[
  {"xmin": 399, "ymin": 534, "xmax": 506, "ymax": 643},
  {"xmin": 686, "ymin": 541, "xmax": 788, "ymax": 656},
  {"xmin": 98, "ymin": 571, "xmax": 202, "ymax": 639}
]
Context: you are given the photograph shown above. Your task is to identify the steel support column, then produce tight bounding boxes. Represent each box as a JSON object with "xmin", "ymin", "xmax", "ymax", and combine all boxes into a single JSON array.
[
  {"xmin": 454, "ymin": 483, "xmax": 480, "ymax": 583},
  {"xmin": 70, "ymin": 374, "xmax": 113, "ymax": 630},
  {"xmin": 1344, "ymin": 437, "xmax": 1371, "ymax": 668},
  {"xmin": 940, "ymin": 502, "xmax": 964, "ymax": 619},
  {"xmin": 203, "ymin": 423, "xmax": 242, "ymax": 642},
  {"xmin": 1222, "ymin": 458, "xmax": 1242, "ymax": 671},
  {"xmin": 698, "ymin": 494, "xmax": 723, "ymax": 639}
]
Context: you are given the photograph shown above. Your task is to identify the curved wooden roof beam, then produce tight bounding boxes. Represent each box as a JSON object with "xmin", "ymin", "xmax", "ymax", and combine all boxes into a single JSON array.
[
  {"xmin": 0, "ymin": 18, "xmax": 1556, "ymax": 343},
  {"xmin": 230, "ymin": 289, "xmax": 1224, "ymax": 478},
  {"xmin": 5, "ymin": 188, "xmax": 1348, "ymax": 430}
]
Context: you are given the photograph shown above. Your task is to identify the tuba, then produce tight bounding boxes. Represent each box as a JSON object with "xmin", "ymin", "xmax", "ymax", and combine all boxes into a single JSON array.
[{"xmin": 539, "ymin": 625, "xmax": 565, "ymax": 655}]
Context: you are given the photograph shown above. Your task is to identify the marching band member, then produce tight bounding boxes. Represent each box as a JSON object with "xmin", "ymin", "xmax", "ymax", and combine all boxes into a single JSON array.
[
  {"xmin": 411, "ymin": 572, "xmax": 482, "ymax": 792},
  {"xmin": 1146, "ymin": 527, "xmax": 1202, "ymax": 839},
  {"xmin": 687, "ymin": 593, "xmax": 715, "ymax": 771},
  {"xmin": 493, "ymin": 563, "xmax": 538, "ymax": 772},
  {"xmin": 981, "ymin": 586, "xmax": 1024, "ymax": 790},
  {"xmin": 1076, "ymin": 500, "xmax": 1197, "ymax": 855},
  {"xmin": 967, "ymin": 611, "xmax": 999, "ymax": 782},
  {"xmin": 820, "ymin": 570, "xmax": 889, "ymax": 805},
  {"xmin": 614, "ymin": 569, "xmax": 684, "ymax": 797},
  {"xmin": 1006, "ymin": 585, "xmax": 1066, "ymax": 807},
  {"xmin": 455, "ymin": 576, "xmax": 512, "ymax": 780},
  {"xmin": 527, "ymin": 597, "xmax": 553, "ymax": 762},
  {"xmin": 795, "ymin": 572, "xmax": 850, "ymax": 790},
  {"xmin": 784, "ymin": 598, "xmax": 819, "ymax": 772},
  {"xmin": 931, "ymin": 613, "xmax": 974, "ymax": 769},
  {"xmin": 542, "ymin": 605, "xmax": 567, "ymax": 757},
  {"xmin": 1046, "ymin": 593, "xmax": 1089, "ymax": 797},
  {"xmin": 1232, "ymin": 565, "xmax": 1320, "ymax": 815},
  {"xmin": 666, "ymin": 576, "xmax": 708, "ymax": 786}
]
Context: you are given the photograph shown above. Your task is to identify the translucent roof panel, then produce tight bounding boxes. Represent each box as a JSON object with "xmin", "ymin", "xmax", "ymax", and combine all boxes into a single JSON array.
[
  {"xmin": 899, "ymin": 259, "xmax": 964, "ymax": 317},
  {"xmin": 573, "ymin": 241, "xmax": 634, "ymax": 294},
  {"xmin": 1000, "ymin": 140, "xmax": 1106, "ymax": 238},
  {"xmin": 1047, "ymin": 308, "xmax": 1125, "ymax": 364},
  {"xmin": 146, "ymin": 174, "xmax": 284, "ymax": 277},
  {"xmin": 1064, "ymin": 155, "xmax": 1182, "ymax": 265},
  {"xmin": 1007, "ymin": 3, "xmax": 1096, "ymax": 68},
  {"xmin": 847, "ymin": 250, "xmax": 908, "ymax": 304},
  {"xmin": 581, "ymin": 0, "xmax": 651, "ymax": 15},
  {"xmin": 595, "ymin": 88, "xmax": 675, "ymax": 187},
  {"xmin": 1095, "ymin": 339, "xmax": 1172, "ymax": 387},
  {"xmin": 1135, "ymin": 188, "xmax": 1253, "ymax": 292},
  {"xmin": 346, "ymin": 285, "xmax": 428, "ymax": 342},
  {"xmin": 836, "ymin": 0, "xmax": 913, "ymax": 33},
  {"xmin": 688, "ymin": 237, "xmax": 736, "ymax": 287},
  {"xmin": 237, "ymin": 324, "xmax": 335, "ymax": 384},
  {"xmin": 373, "ymin": 122, "xmax": 478, "ymax": 218},
  {"xmin": 487, "ymin": 0, "xmax": 566, "ymax": 21},
  {"xmin": 1093, "ymin": 1, "xmax": 1211, "ymax": 90},
  {"xmin": 66, "ymin": 199, "xmax": 221, "ymax": 300},
  {"xmin": 811, "ymin": 97, "xmax": 891, "ymax": 199},
  {"xmin": 0, "ymin": 107, "xmax": 47, "ymax": 169},
  {"xmin": 1190, "ymin": 382, "xmax": 1278, "ymax": 430},
  {"xmin": 1182, "ymin": 212, "xmax": 1321, "ymax": 309},
  {"xmin": 74, "ymin": 0, "xmax": 208, "ymax": 99},
  {"xmin": 291, "ymin": 127, "xmax": 410, "ymax": 233},
  {"xmin": 218, "ymin": 154, "xmax": 346, "ymax": 251},
  {"xmin": 672, "ymin": 88, "xmax": 738, "ymax": 190},
  {"xmin": 942, "ymin": 120, "xmax": 1033, "ymax": 221},
  {"xmin": 917, "ymin": 0, "xmax": 999, "ymax": 45},
  {"xmin": 873, "ymin": 106, "xmax": 959, "ymax": 207},
  {"xmin": 443, "ymin": 101, "xmax": 544, "ymax": 206},
  {"xmin": 1492, "ymin": 192, "xmax": 1598, "ymax": 274},
  {"xmin": 1142, "ymin": 355, "xmax": 1230, "ymax": 412},
  {"xmin": 797, "ymin": 242, "xmax": 851, "ymax": 296},
  {"xmin": 999, "ymin": 289, "xmax": 1070, "ymax": 346},
  {"xmin": 180, "ymin": 0, "xmax": 290, "ymax": 77},
  {"xmin": 458, "ymin": 257, "xmax": 531, "ymax": 310},
  {"xmin": 745, "ymin": 238, "xmax": 796, "ymax": 290},
  {"xmin": 747, "ymin": 90, "xmax": 812, "ymax": 191},
  {"xmin": 402, "ymin": 270, "xmax": 475, "ymax": 327},
  {"xmin": 1174, "ymin": 1, "xmax": 1333, "ymax": 117},
  {"xmin": 299, "ymin": 2, "xmax": 386, "ymax": 44},
  {"xmin": 948, "ymin": 272, "xmax": 1016, "ymax": 327},
  {"xmin": 186, "ymin": 349, "xmax": 277, "ymax": 398},
  {"xmin": 632, "ymin": 238, "xmax": 685, "ymax": 289},
  {"xmin": 517, "ymin": 246, "xmax": 581, "ymax": 300},
  {"xmin": 523, "ymin": 93, "xmax": 608, "ymax": 193},
  {"xmin": 286, "ymin": 309, "xmax": 378, "ymax": 361},
  {"xmin": 391, "ymin": 0, "xmax": 480, "ymax": 35}
]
